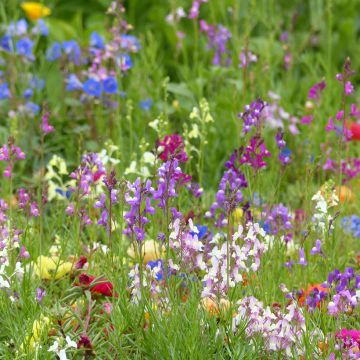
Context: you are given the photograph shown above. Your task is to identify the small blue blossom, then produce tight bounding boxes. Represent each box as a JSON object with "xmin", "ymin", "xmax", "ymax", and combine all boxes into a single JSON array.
[
  {"xmin": 62, "ymin": 40, "xmax": 81, "ymax": 65},
  {"xmin": 46, "ymin": 42, "xmax": 62, "ymax": 61},
  {"xmin": 25, "ymin": 101, "xmax": 40, "ymax": 116},
  {"xmin": 117, "ymin": 53, "xmax": 133, "ymax": 71},
  {"xmin": 29, "ymin": 76, "xmax": 45, "ymax": 91},
  {"xmin": 66, "ymin": 74, "xmax": 83, "ymax": 91},
  {"xmin": 120, "ymin": 35, "xmax": 141, "ymax": 52},
  {"xmin": 342, "ymin": 215, "xmax": 360, "ymax": 238},
  {"xmin": 83, "ymin": 78, "xmax": 101, "ymax": 97},
  {"xmin": 139, "ymin": 98, "xmax": 153, "ymax": 111},
  {"xmin": 16, "ymin": 38, "xmax": 34, "ymax": 60},
  {"xmin": 32, "ymin": 19, "xmax": 48, "ymax": 36},
  {"xmin": 1, "ymin": 35, "xmax": 13, "ymax": 52},
  {"xmin": 23, "ymin": 88, "xmax": 33, "ymax": 99},
  {"xmin": 103, "ymin": 76, "xmax": 118, "ymax": 94},
  {"xmin": 8, "ymin": 19, "xmax": 28, "ymax": 36},
  {"xmin": 0, "ymin": 83, "xmax": 10, "ymax": 100},
  {"xmin": 90, "ymin": 32, "xmax": 105, "ymax": 49}
]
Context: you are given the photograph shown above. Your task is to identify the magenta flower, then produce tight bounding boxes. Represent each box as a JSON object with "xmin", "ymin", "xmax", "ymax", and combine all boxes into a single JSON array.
[
  {"xmin": 308, "ymin": 80, "xmax": 326, "ymax": 101},
  {"xmin": 158, "ymin": 134, "xmax": 188, "ymax": 163}
]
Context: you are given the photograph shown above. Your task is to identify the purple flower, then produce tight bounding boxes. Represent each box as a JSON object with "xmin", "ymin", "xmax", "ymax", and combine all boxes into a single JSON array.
[
  {"xmin": 345, "ymin": 81, "xmax": 354, "ymax": 96},
  {"xmin": 238, "ymin": 98, "xmax": 267, "ymax": 134},
  {"xmin": 240, "ymin": 135, "xmax": 271, "ymax": 170},
  {"xmin": 41, "ymin": 109, "xmax": 55, "ymax": 135},
  {"xmin": 308, "ymin": 80, "xmax": 326, "ymax": 101},
  {"xmin": 310, "ymin": 239, "xmax": 324, "ymax": 257},
  {"xmin": 36, "ymin": 288, "xmax": 46, "ymax": 303},
  {"xmin": 199, "ymin": 20, "xmax": 231, "ymax": 66},
  {"xmin": 298, "ymin": 248, "xmax": 307, "ymax": 266}
]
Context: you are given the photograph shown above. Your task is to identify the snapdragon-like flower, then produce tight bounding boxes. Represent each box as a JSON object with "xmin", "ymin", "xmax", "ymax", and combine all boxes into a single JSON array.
[
  {"xmin": 323, "ymin": 267, "xmax": 360, "ymax": 316},
  {"xmin": 239, "ymin": 49, "xmax": 257, "ymax": 68},
  {"xmin": 124, "ymin": 178, "xmax": 154, "ymax": 242},
  {"xmin": 206, "ymin": 148, "xmax": 247, "ymax": 227},
  {"xmin": 308, "ymin": 80, "xmax": 326, "ymax": 101},
  {"xmin": 18, "ymin": 188, "xmax": 39, "ymax": 218},
  {"xmin": 232, "ymin": 296, "xmax": 306, "ymax": 356},
  {"xmin": 152, "ymin": 159, "xmax": 191, "ymax": 211},
  {"xmin": 199, "ymin": 20, "xmax": 231, "ymax": 66},
  {"xmin": 0, "ymin": 137, "xmax": 25, "ymax": 178},
  {"xmin": 158, "ymin": 134, "xmax": 188, "ymax": 163},
  {"xmin": 239, "ymin": 135, "xmax": 271, "ymax": 170},
  {"xmin": 188, "ymin": 0, "xmax": 207, "ymax": 19},
  {"xmin": 41, "ymin": 107, "xmax": 54, "ymax": 135},
  {"xmin": 238, "ymin": 98, "xmax": 267, "ymax": 134},
  {"xmin": 202, "ymin": 223, "xmax": 268, "ymax": 298}
]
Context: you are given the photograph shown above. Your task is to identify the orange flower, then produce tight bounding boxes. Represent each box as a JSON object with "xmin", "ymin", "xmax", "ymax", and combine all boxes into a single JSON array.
[
  {"xmin": 337, "ymin": 185, "xmax": 354, "ymax": 203},
  {"xmin": 21, "ymin": 2, "xmax": 51, "ymax": 21}
]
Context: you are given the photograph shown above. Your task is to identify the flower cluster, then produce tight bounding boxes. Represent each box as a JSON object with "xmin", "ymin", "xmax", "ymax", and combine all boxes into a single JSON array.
[
  {"xmin": 0, "ymin": 138, "xmax": 25, "ymax": 178},
  {"xmin": 324, "ymin": 268, "xmax": 360, "ymax": 316},
  {"xmin": 232, "ymin": 297, "xmax": 306, "ymax": 356},
  {"xmin": 199, "ymin": 20, "xmax": 232, "ymax": 66},
  {"xmin": 124, "ymin": 178, "xmax": 154, "ymax": 242},
  {"xmin": 206, "ymin": 148, "xmax": 247, "ymax": 227},
  {"xmin": 342, "ymin": 215, "xmax": 360, "ymax": 238},
  {"xmin": 238, "ymin": 98, "xmax": 267, "ymax": 134},
  {"xmin": 201, "ymin": 223, "xmax": 268, "ymax": 298}
]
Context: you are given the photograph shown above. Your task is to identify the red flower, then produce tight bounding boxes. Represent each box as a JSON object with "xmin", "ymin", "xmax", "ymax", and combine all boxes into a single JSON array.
[
  {"xmin": 75, "ymin": 273, "xmax": 115, "ymax": 297},
  {"xmin": 349, "ymin": 122, "xmax": 360, "ymax": 141}
]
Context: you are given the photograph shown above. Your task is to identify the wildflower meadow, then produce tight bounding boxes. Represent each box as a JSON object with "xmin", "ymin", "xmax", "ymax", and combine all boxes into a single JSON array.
[{"xmin": 1, "ymin": 0, "xmax": 360, "ymax": 358}]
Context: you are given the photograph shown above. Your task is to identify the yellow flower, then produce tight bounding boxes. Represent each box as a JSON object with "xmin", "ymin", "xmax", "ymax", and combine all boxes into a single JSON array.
[
  {"xmin": 20, "ymin": 315, "xmax": 50, "ymax": 353},
  {"xmin": 33, "ymin": 255, "xmax": 73, "ymax": 280},
  {"xmin": 127, "ymin": 240, "xmax": 164, "ymax": 264},
  {"xmin": 21, "ymin": 2, "xmax": 51, "ymax": 21},
  {"xmin": 232, "ymin": 207, "xmax": 243, "ymax": 223}
]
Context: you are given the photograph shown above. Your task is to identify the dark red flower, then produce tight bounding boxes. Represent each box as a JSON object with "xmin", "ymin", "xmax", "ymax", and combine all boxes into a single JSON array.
[
  {"xmin": 77, "ymin": 334, "xmax": 93, "ymax": 349},
  {"xmin": 74, "ymin": 255, "xmax": 88, "ymax": 270},
  {"xmin": 76, "ymin": 273, "xmax": 115, "ymax": 297},
  {"xmin": 158, "ymin": 134, "xmax": 188, "ymax": 162}
]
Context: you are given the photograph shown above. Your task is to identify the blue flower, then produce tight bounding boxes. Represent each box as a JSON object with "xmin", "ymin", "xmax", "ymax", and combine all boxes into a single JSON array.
[
  {"xmin": 8, "ymin": 19, "xmax": 28, "ymax": 36},
  {"xmin": 23, "ymin": 88, "xmax": 33, "ymax": 99},
  {"xmin": 55, "ymin": 188, "xmax": 72, "ymax": 199},
  {"xmin": 1, "ymin": 35, "xmax": 13, "ymax": 52},
  {"xmin": 190, "ymin": 225, "xmax": 208, "ymax": 239},
  {"xmin": 120, "ymin": 34, "xmax": 141, "ymax": 52},
  {"xmin": 103, "ymin": 76, "xmax": 118, "ymax": 94},
  {"xmin": 46, "ymin": 42, "xmax": 62, "ymax": 61},
  {"xmin": 16, "ymin": 38, "xmax": 34, "ymax": 60},
  {"xmin": 0, "ymin": 83, "xmax": 10, "ymax": 100},
  {"xmin": 83, "ymin": 78, "xmax": 101, "ymax": 97},
  {"xmin": 139, "ymin": 98, "xmax": 153, "ymax": 111},
  {"xmin": 117, "ymin": 53, "xmax": 133, "ymax": 71},
  {"xmin": 25, "ymin": 101, "xmax": 40, "ymax": 116},
  {"xmin": 62, "ymin": 40, "xmax": 81, "ymax": 65},
  {"xmin": 29, "ymin": 76, "xmax": 45, "ymax": 91},
  {"xmin": 66, "ymin": 74, "xmax": 83, "ymax": 91},
  {"xmin": 32, "ymin": 19, "xmax": 48, "ymax": 36},
  {"xmin": 146, "ymin": 260, "xmax": 164, "ymax": 281},
  {"xmin": 90, "ymin": 32, "xmax": 105, "ymax": 49}
]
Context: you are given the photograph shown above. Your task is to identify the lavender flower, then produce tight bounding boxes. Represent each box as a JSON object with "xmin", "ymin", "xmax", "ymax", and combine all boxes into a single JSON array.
[{"xmin": 238, "ymin": 98, "xmax": 267, "ymax": 134}]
